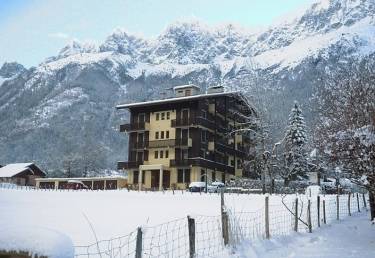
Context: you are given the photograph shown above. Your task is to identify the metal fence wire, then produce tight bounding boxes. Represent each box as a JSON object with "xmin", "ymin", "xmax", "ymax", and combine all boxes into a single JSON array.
[{"xmin": 69, "ymin": 193, "xmax": 369, "ymax": 258}]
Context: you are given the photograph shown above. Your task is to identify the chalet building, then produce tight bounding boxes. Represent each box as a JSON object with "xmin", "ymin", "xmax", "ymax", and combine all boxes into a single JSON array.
[
  {"xmin": 116, "ymin": 85, "xmax": 257, "ymax": 191},
  {"xmin": 0, "ymin": 163, "xmax": 46, "ymax": 186}
]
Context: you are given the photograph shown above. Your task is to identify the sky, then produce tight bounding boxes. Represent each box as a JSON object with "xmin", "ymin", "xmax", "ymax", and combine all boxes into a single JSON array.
[{"xmin": 0, "ymin": 0, "xmax": 313, "ymax": 67}]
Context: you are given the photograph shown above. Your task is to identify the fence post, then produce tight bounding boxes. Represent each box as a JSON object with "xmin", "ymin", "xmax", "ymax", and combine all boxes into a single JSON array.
[
  {"xmin": 307, "ymin": 199, "xmax": 312, "ymax": 233},
  {"xmin": 135, "ymin": 227, "xmax": 142, "ymax": 258},
  {"xmin": 265, "ymin": 196, "xmax": 270, "ymax": 239},
  {"xmin": 348, "ymin": 194, "xmax": 351, "ymax": 216},
  {"xmin": 294, "ymin": 198, "xmax": 298, "ymax": 232},
  {"xmin": 187, "ymin": 216, "xmax": 195, "ymax": 258},
  {"xmin": 362, "ymin": 193, "xmax": 367, "ymax": 210},
  {"xmin": 336, "ymin": 194, "xmax": 340, "ymax": 220},
  {"xmin": 356, "ymin": 193, "xmax": 360, "ymax": 212},
  {"xmin": 221, "ymin": 189, "xmax": 225, "ymax": 215},
  {"xmin": 323, "ymin": 199, "xmax": 326, "ymax": 224},
  {"xmin": 222, "ymin": 211, "xmax": 229, "ymax": 245},
  {"xmin": 317, "ymin": 196, "xmax": 321, "ymax": 227}
]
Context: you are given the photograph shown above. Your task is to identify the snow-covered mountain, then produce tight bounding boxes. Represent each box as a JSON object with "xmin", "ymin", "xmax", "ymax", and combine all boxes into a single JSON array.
[{"xmin": 0, "ymin": 0, "xmax": 374, "ymax": 175}]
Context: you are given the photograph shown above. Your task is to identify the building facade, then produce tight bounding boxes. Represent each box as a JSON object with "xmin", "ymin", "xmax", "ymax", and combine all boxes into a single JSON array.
[
  {"xmin": 117, "ymin": 85, "xmax": 257, "ymax": 190},
  {"xmin": 0, "ymin": 163, "xmax": 46, "ymax": 186}
]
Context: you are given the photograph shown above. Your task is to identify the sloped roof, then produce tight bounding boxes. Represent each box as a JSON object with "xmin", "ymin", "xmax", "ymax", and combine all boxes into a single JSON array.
[{"xmin": 0, "ymin": 163, "xmax": 34, "ymax": 177}]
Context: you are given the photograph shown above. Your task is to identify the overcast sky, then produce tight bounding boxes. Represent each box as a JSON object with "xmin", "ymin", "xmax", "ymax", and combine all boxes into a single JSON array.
[{"xmin": 0, "ymin": 0, "xmax": 312, "ymax": 67}]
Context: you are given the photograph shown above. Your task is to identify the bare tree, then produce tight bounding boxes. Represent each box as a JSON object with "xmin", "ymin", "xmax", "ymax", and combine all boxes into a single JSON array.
[{"xmin": 312, "ymin": 58, "xmax": 375, "ymax": 219}]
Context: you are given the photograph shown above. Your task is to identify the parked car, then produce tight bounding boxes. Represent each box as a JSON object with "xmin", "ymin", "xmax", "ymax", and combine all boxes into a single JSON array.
[
  {"xmin": 207, "ymin": 182, "xmax": 225, "ymax": 193},
  {"xmin": 188, "ymin": 182, "xmax": 206, "ymax": 192},
  {"xmin": 66, "ymin": 180, "xmax": 89, "ymax": 190}
]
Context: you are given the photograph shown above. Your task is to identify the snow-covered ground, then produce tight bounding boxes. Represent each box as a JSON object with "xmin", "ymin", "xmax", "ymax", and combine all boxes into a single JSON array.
[
  {"xmin": 225, "ymin": 212, "xmax": 374, "ymax": 258},
  {"xmin": 0, "ymin": 188, "xmax": 370, "ymax": 257}
]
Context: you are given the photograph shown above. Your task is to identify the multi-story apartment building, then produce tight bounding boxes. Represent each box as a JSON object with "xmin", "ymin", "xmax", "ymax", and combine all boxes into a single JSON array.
[{"xmin": 116, "ymin": 85, "xmax": 257, "ymax": 190}]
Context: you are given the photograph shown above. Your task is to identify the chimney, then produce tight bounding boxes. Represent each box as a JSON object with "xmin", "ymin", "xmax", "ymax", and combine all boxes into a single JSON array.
[
  {"xmin": 207, "ymin": 85, "xmax": 224, "ymax": 94},
  {"xmin": 173, "ymin": 84, "xmax": 201, "ymax": 97}
]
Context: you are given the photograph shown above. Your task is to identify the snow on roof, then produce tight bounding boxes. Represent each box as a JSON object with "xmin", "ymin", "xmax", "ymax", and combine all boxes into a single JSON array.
[
  {"xmin": 0, "ymin": 163, "xmax": 33, "ymax": 178},
  {"xmin": 116, "ymin": 91, "xmax": 244, "ymax": 109},
  {"xmin": 173, "ymin": 84, "xmax": 201, "ymax": 90}
]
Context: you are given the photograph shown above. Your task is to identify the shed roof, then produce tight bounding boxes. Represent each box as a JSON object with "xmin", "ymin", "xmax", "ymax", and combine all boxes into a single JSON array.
[{"xmin": 0, "ymin": 163, "xmax": 34, "ymax": 178}]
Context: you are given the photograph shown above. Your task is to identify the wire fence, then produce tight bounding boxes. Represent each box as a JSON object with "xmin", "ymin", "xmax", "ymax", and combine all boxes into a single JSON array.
[
  {"xmin": 70, "ymin": 191, "xmax": 369, "ymax": 258},
  {"xmin": 0, "ymin": 184, "xmax": 369, "ymax": 257}
]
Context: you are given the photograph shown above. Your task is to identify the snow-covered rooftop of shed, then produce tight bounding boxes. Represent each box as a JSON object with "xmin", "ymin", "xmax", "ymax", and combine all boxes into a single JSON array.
[
  {"xmin": 0, "ymin": 163, "xmax": 33, "ymax": 178},
  {"xmin": 116, "ymin": 91, "xmax": 244, "ymax": 109}
]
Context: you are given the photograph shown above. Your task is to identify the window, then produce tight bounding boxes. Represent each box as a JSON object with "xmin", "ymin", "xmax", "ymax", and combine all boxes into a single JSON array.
[
  {"xmin": 231, "ymin": 159, "xmax": 235, "ymax": 167},
  {"xmin": 161, "ymin": 112, "xmax": 165, "ymax": 120},
  {"xmin": 134, "ymin": 171, "xmax": 139, "ymax": 184},
  {"xmin": 155, "ymin": 132, "xmax": 159, "ymax": 139},
  {"xmin": 200, "ymin": 169, "xmax": 206, "ymax": 182},
  {"xmin": 142, "ymin": 171, "xmax": 145, "ymax": 184},
  {"xmin": 161, "ymin": 131, "xmax": 165, "ymax": 139},
  {"xmin": 201, "ymin": 130, "xmax": 207, "ymax": 142},
  {"xmin": 154, "ymin": 151, "xmax": 158, "ymax": 159},
  {"xmin": 156, "ymin": 113, "xmax": 160, "ymax": 120},
  {"xmin": 202, "ymin": 110, "xmax": 207, "ymax": 119},
  {"xmin": 165, "ymin": 150, "xmax": 169, "ymax": 158},
  {"xmin": 178, "ymin": 90, "xmax": 183, "ymax": 94},
  {"xmin": 237, "ymin": 159, "xmax": 242, "ymax": 169},
  {"xmin": 185, "ymin": 89, "xmax": 191, "ymax": 96},
  {"xmin": 212, "ymin": 171, "xmax": 216, "ymax": 182},
  {"xmin": 178, "ymin": 169, "xmax": 191, "ymax": 183},
  {"xmin": 178, "ymin": 169, "xmax": 184, "ymax": 183},
  {"xmin": 167, "ymin": 112, "xmax": 170, "ymax": 119},
  {"xmin": 160, "ymin": 150, "xmax": 164, "ymax": 159},
  {"xmin": 185, "ymin": 169, "xmax": 191, "ymax": 183},
  {"xmin": 166, "ymin": 131, "xmax": 169, "ymax": 139}
]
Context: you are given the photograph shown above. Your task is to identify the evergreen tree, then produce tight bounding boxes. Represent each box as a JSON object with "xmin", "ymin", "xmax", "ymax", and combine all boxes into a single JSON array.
[{"xmin": 281, "ymin": 101, "xmax": 308, "ymax": 185}]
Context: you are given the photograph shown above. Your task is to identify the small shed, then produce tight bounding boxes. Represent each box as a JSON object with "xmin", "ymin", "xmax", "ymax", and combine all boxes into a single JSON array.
[{"xmin": 0, "ymin": 163, "xmax": 46, "ymax": 186}]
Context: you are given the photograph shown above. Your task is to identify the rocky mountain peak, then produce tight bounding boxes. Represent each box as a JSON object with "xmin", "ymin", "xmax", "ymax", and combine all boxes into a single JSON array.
[
  {"xmin": 0, "ymin": 62, "xmax": 26, "ymax": 78},
  {"xmin": 99, "ymin": 28, "xmax": 148, "ymax": 58}
]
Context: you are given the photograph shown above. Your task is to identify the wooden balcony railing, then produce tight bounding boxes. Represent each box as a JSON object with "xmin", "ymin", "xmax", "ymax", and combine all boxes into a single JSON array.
[
  {"xmin": 117, "ymin": 160, "xmax": 143, "ymax": 169},
  {"xmin": 169, "ymin": 158, "xmax": 235, "ymax": 174},
  {"xmin": 119, "ymin": 122, "xmax": 149, "ymax": 132},
  {"xmin": 148, "ymin": 139, "xmax": 176, "ymax": 148}
]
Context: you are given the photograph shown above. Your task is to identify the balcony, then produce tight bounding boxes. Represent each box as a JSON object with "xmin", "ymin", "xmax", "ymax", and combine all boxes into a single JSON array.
[
  {"xmin": 148, "ymin": 139, "xmax": 176, "ymax": 148},
  {"xmin": 175, "ymin": 138, "xmax": 192, "ymax": 147},
  {"xmin": 119, "ymin": 122, "xmax": 149, "ymax": 132},
  {"xmin": 170, "ymin": 158, "xmax": 235, "ymax": 174},
  {"xmin": 129, "ymin": 142, "xmax": 149, "ymax": 150},
  {"xmin": 117, "ymin": 160, "xmax": 143, "ymax": 169},
  {"xmin": 171, "ymin": 118, "xmax": 193, "ymax": 127}
]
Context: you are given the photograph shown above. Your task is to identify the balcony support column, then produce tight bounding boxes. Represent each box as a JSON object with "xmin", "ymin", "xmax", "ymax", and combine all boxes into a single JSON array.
[
  {"xmin": 159, "ymin": 168, "xmax": 163, "ymax": 191},
  {"xmin": 138, "ymin": 168, "xmax": 143, "ymax": 191}
]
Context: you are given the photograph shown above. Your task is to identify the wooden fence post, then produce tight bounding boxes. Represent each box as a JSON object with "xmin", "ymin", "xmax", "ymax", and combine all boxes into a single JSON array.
[
  {"xmin": 362, "ymin": 193, "xmax": 367, "ymax": 210},
  {"xmin": 348, "ymin": 194, "xmax": 351, "ymax": 216},
  {"xmin": 356, "ymin": 193, "xmax": 360, "ymax": 212},
  {"xmin": 294, "ymin": 198, "xmax": 298, "ymax": 232},
  {"xmin": 135, "ymin": 227, "xmax": 142, "ymax": 258},
  {"xmin": 187, "ymin": 216, "xmax": 195, "ymax": 258},
  {"xmin": 265, "ymin": 196, "xmax": 270, "ymax": 239},
  {"xmin": 307, "ymin": 199, "xmax": 312, "ymax": 233},
  {"xmin": 323, "ymin": 199, "xmax": 326, "ymax": 224},
  {"xmin": 317, "ymin": 196, "xmax": 321, "ymax": 227},
  {"xmin": 221, "ymin": 189, "xmax": 225, "ymax": 215},
  {"xmin": 336, "ymin": 194, "xmax": 340, "ymax": 220},
  {"xmin": 222, "ymin": 211, "xmax": 229, "ymax": 245}
]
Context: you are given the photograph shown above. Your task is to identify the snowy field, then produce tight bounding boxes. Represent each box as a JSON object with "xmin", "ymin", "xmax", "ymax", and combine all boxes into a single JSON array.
[
  {"xmin": 0, "ymin": 188, "xmax": 370, "ymax": 257},
  {"xmin": 226, "ymin": 212, "xmax": 375, "ymax": 258}
]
